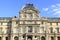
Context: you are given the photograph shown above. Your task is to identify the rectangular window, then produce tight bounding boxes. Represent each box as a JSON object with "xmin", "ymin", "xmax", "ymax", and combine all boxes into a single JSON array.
[
  {"xmin": 41, "ymin": 22, "xmax": 46, "ymax": 25},
  {"xmin": 28, "ymin": 26, "xmax": 32, "ymax": 32},
  {"xmin": 41, "ymin": 22, "xmax": 43, "ymax": 24},
  {"xmin": 7, "ymin": 27, "xmax": 11, "ymax": 34},
  {"xmin": 1, "ymin": 22, "xmax": 3, "ymax": 25},
  {"xmin": 28, "ymin": 14, "xmax": 32, "ymax": 20},
  {"xmin": 14, "ymin": 27, "xmax": 19, "ymax": 33},
  {"xmin": 22, "ymin": 14, "xmax": 25, "ymax": 18},
  {"xmin": 16, "ymin": 21, "xmax": 18, "ymax": 24},
  {"xmin": 0, "ymin": 27, "xmax": 2, "ymax": 34},
  {"xmin": 56, "ymin": 22, "xmax": 58, "ymax": 26},
  {"xmin": 50, "ymin": 27, "xmax": 53, "ymax": 33},
  {"xmin": 40, "ymin": 27, "xmax": 44, "ymax": 33},
  {"xmin": 56, "ymin": 28, "xmax": 59, "ymax": 33},
  {"xmin": 50, "ymin": 23, "xmax": 52, "ymax": 26},
  {"xmin": 22, "ymin": 27, "xmax": 26, "ymax": 33},
  {"xmin": 34, "ymin": 15, "xmax": 38, "ymax": 20},
  {"xmin": 34, "ymin": 27, "xmax": 37, "ymax": 33}
]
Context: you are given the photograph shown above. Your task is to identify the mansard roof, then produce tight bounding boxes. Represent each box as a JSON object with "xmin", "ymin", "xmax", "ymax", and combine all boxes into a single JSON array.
[
  {"xmin": 41, "ymin": 17, "xmax": 60, "ymax": 22},
  {"xmin": 22, "ymin": 4, "xmax": 39, "ymax": 12},
  {"xmin": 0, "ymin": 17, "xmax": 60, "ymax": 22},
  {"xmin": 0, "ymin": 17, "xmax": 12, "ymax": 20},
  {"xmin": 47, "ymin": 18, "xmax": 60, "ymax": 22}
]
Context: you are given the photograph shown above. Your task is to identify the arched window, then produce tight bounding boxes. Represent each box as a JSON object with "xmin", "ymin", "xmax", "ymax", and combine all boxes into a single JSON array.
[
  {"xmin": 28, "ymin": 36, "xmax": 32, "ymax": 40},
  {"xmin": 58, "ymin": 37, "xmax": 60, "ymax": 40},
  {"xmin": 41, "ymin": 36, "xmax": 45, "ymax": 40},
  {"xmin": 14, "ymin": 36, "xmax": 18, "ymax": 40},
  {"xmin": 51, "ymin": 37, "xmax": 54, "ymax": 40},
  {"xmin": 0, "ymin": 37, "xmax": 2, "ymax": 40},
  {"xmin": 6, "ymin": 37, "xmax": 8, "ymax": 40}
]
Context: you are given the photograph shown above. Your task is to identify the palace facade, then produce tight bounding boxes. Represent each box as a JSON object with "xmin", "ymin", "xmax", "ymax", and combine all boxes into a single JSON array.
[{"xmin": 0, "ymin": 4, "xmax": 60, "ymax": 40}]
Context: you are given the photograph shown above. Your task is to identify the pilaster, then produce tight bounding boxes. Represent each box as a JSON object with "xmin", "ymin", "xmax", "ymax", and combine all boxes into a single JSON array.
[
  {"xmin": 19, "ymin": 36, "xmax": 21, "ymax": 40},
  {"xmin": 26, "ymin": 26, "xmax": 28, "ymax": 33},
  {"xmin": 32, "ymin": 26, "xmax": 34, "ymax": 33},
  {"xmin": 32, "ymin": 35, "xmax": 34, "ymax": 40},
  {"xmin": 56, "ymin": 36, "xmax": 57, "ymax": 40},
  {"xmin": 11, "ymin": 35, "xmax": 14, "ymax": 40},
  {"xmin": 26, "ymin": 35, "xmax": 27, "ymax": 40},
  {"xmin": 2, "ymin": 36, "xmax": 5, "ymax": 40}
]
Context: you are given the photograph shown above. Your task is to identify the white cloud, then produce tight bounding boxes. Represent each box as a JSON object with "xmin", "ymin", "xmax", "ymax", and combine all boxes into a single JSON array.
[
  {"xmin": 42, "ymin": 8, "xmax": 49, "ymax": 11},
  {"xmin": 51, "ymin": 5, "xmax": 56, "ymax": 8},
  {"xmin": 52, "ymin": 9, "xmax": 58, "ymax": 11},
  {"xmin": 56, "ymin": 4, "xmax": 60, "ymax": 7},
  {"xmin": 42, "ymin": 4, "xmax": 60, "ymax": 17},
  {"xmin": 54, "ymin": 11, "xmax": 60, "ymax": 15}
]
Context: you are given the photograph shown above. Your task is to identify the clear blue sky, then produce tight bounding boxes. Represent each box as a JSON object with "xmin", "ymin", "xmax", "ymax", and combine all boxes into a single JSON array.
[{"xmin": 0, "ymin": 0, "xmax": 60, "ymax": 17}]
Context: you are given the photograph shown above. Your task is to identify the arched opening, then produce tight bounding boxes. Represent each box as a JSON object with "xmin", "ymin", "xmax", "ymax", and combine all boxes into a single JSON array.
[
  {"xmin": 14, "ymin": 36, "xmax": 18, "ymax": 40},
  {"xmin": 0, "ymin": 37, "xmax": 2, "ymax": 40},
  {"xmin": 57, "ymin": 37, "xmax": 60, "ymax": 40},
  {"xmin": 51, "ymin": 37, "xmax": 54, "ymax": 40},
  {"xmin": 41, "ymin": 36, "xmax": 45, "ymax": 40},
  {"xmin": 28, "ymin": 35, "xmax": 32, "ymax": 40},
  {"xmin": 6, "ymin": 37, "xmax": 9, "ymax": 40}
]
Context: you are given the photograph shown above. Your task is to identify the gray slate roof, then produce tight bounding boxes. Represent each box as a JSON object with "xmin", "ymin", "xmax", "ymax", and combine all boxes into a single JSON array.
[
  {"xmin": 0, "ymin": 17, "xmax": 12, "ymax": 20},
  {"xmin": 22, "ymin": 4, "xmax": 39, "ymax": 12},
  {"xmin": 47, "ymin": 18, "xmax": 60, "ymax": 22}
]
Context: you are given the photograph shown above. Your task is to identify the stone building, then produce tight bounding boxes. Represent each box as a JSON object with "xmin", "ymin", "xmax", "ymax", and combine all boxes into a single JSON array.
[{"xmin": 0, "ymin": 4, "xmax": 60, "ymax": 40}]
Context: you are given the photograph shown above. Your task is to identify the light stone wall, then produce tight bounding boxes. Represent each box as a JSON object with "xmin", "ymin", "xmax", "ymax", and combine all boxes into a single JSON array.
[
  {"xmin": 0, "ymin": 5, "xmax": 60, "ymax": 40},
  {"xmin": 0, "ymin": 19, "xmax": 60, "ymax": 40}
]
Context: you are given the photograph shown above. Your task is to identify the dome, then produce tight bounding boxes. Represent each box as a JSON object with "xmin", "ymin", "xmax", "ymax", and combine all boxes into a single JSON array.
[{"xmin": 22, "ymin": 4, "xmax": 39, "ymax": 12}]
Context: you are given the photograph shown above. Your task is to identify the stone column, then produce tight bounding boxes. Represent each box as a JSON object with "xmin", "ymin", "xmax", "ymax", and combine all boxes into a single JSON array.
[
  {"xmin": 40, "ymin": 36, "xmax": 41, "ymax": 40},
  {"xmin": 11, "ymin": 35, "xmax": 14, "ymax": 40},
  {"xmin": 26, "ymin": 26, "xmax": 28, "ymax": 33},
  {"xmin": 56, "ymin": 36, "xmax": 57, "ymax": 40},
  {"xmin": 49, "ymin": 36, "xmax": 51, "ymax": 40},
  {"xmin": 20, "ymin": 26, "xmax": 22, "ymax": 33},
  {"xmin": 26, "ymin": 35, "xmax": 27, "ymax": 40},
  {"xmin": 2, "ymin": 36, "xmax": 5, "ymax": 40},
  {"xmin": 32, "ymin": 35, "xmax": 34, "ymax": 40},
  {"xmin": 37, "ymin": 36, "xmax": 39, "ymax": 40},
  {"xmin": 32, "ymin": 26, "xmax": 34, "ymax": 33},
  {"xmin": 38, "ymin": 26, "xmax": 40, "ymax": 33},
  {"xmin": 19, "ymin": 36, "xmax": 21, "ymax": 40},
  {"xmin": 46, "ymin": 34, "xmax": 48, "ymax": 40},
  {"xmin": 54, "ymin": 35, "xmax": 56, "ymax": 40},
  {"xmin": 39, "ymin": 36, "xmax": 41, "ymax": 40},
  {"xmin": 47, "ymin": 35, "xmax": 49, "ymax": 40}
]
